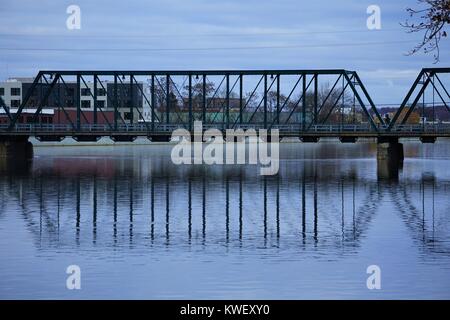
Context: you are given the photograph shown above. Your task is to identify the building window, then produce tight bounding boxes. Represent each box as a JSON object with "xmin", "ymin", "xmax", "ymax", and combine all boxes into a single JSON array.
[
  {"xmin": 11, "ymin": 100, "xmax": 20, "ymax": 108},
  {"xmin": 11, "ymin": 88, "xmax": 21, "ymax": 96},
  {"xmin": 97, "ymin": 100, "xmax": 105, "ymax": 108},
  {"xmin": 97, "ymin": 88, "xmax": 106, "ymax": 96},
  {"xmin": 81, "ymin": 100, "xmax": 91, "ymax": 108},
  {"xmin": 0, "ymin": 88, "xmax": 4, "ymax": 96},
  {"xmin": 65, "ymin": 88, "xmax": 75, "ymax": 96},
  {"xmin": 124, "ymin": 112, "xmax": 133, "ymax": 120},
  {"xmin": 81, "ymin": 88, "xmax": 91, "ymax": 96},
  {"xmin": 66, "ymin": 100, "xmax": 74, "ymax": 108}
]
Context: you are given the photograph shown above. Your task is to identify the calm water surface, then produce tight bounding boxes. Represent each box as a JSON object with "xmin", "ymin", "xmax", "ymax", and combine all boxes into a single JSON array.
[{"xmin": 0, "ymin": 139, "xmax": 449, "ymax": 299}]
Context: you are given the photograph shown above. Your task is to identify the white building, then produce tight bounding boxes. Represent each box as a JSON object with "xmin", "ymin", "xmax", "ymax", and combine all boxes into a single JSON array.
[{"xmin": 0, "ymin": 78, "xmax": 24, "ymax": 108}]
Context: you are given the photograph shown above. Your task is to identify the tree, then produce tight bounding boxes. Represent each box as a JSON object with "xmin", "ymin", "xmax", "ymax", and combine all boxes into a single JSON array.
[
  {"xmin": 244, "ymin": 91, "xmax": 259, "ymax": 111},
  {"xmin": 315, "ymin": 83, "xmax": 352, "ymax": 123},
  {"xmin": 398, "ymin": 107, "xmax": 421, "ymax": 124},
  {"xmin": 267, "ymin": 90, "xmax": 287, "ymax": 112},
  {"xmin": 402, "ymin": 0, "xmax": 450, "ymax": 62},
  {"xmin": 183, "ymin": 80, "xmax": 215, "ymax": 110},
  {"xmin": 147, "ymin": 76, "xmax": 178, "ymax": 111}
]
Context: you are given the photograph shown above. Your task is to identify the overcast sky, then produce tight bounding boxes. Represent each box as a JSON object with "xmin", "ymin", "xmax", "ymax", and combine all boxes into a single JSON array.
[{"xmin": 0, "ymin": 0, "xmax": 448, "ymax": 104}]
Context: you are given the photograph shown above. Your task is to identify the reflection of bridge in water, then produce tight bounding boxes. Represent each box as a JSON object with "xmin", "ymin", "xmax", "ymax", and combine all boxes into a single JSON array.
[{"xmin": 1, "ymin": 161, "xmax": 448, "ymax": 257}]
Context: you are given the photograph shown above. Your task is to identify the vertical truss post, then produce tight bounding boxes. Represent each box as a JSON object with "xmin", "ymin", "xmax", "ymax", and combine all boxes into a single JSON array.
[
  {"xmin": 93, "ymin": 75, "xmax": 98, "ymax": 125},
  {"xmin": 80, "ymin": 75, "xmax": 111, "ymax": 130},
  {"xmin": 188, "ymin": 74, "xmax": 193, "ymax": 131},
  {"xmin": 422, "ymin": 73, "xmax": 426, "ymax": 129},
  {"xmin": 239, "ymin": 74, "xmax": 243, "ymax": 125},
  {"xmin": 31, "ymin": 74, "xmax": 59, "ymax": 124},
  {"xmin": 276, "ymin": 74, "xmax": 280, "ymax": 125},
  {"xmin": 202, "ymin": 74, "xmax": 206, "ymax": 123},
  {"xmin": 76, "ymin": 74, "xmax": 81, "ymax": 131},
  {"xmin": 302, "ymin": 74, "xmax": 306, "ymax": 131},
  {"xmin": 226, "ymin": 73, "xmax": 230, "ymax": 129},
  {"xmin": 342, "ymin": 73, "xmax": 378, "ymax": 131},
  {"xmin": 151, "ymin": 74, "xmax": 155, "ymax": 131},
  {"xmin": 264, "ymin": 74, "xmax": 267, "ymax": 128},
  {"xmin": 314, "ymin": 73, "xmax": 318, "ymax": 124},
  {"xmin": 352, "ymin": 77, "xmax": 356, "ymax": 124},
  {"xmin": 114, "ymin": 74, "xmax": 118, "ymax": 131},
  {"xmin": 428, "ymin": 73, "xmax": 450, "ymax": 113},
  {"xmin": 400, "ymin": 72, "xmax": 433, "ymax": 126},
  {"xmin": 57, "ymin": 76, "xmax": 61, "ymax": 123},
  {"xmin": 317, "ymin": 75, "xmax": 346, "ymax": 126},
  {"xmin": 129, "ymin": 75, "xmax": 133, "ymax": 125},
  {"xmin": 341, "ymin": 74, "xmax": 345, "ymax": 127},
  {"xmin": 432, "ymin": 74, "xmax": 436, "ymax": 124},
  {"xmin": 353, "ymin": 73, "xmax": 384, "ymax": 126},
  {"xmin": 166, "ymin": 75, "xmax": 170, "ymax": 125},
  {"xmin": 387, "ymin": 70, "xmax": 425, "ymax": 130},
  {"xmin": 39, "ymin": 76, "xmax": 43, "ymax": 112}
]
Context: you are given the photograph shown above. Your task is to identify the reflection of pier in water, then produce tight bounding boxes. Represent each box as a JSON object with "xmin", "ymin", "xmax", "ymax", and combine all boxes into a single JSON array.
[
  {"xmin": 390, "ymin": 175, "xmax": 450, "ymax": 253},
  {"xmin": 1, "ymin": 160, "xmax": 449, "ymax": 257}
]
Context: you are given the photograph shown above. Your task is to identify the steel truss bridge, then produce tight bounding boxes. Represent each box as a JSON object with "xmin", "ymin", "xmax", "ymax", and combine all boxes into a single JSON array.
[{"xmin": 0, "ymin": 68, "xmax": 449, "ymax": 142}]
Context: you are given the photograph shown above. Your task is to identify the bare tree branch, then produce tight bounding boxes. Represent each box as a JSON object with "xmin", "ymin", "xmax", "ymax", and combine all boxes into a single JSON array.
[{"xmin": 401, "ymin": 0, "xmax": 450, "ymax": 63}]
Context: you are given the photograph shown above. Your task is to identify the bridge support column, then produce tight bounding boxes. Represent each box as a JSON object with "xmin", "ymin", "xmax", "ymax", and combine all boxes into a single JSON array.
[
  {"xmin": 420, "ymin": 136, "xmax": 436, "ymax": 143},
  {"xmin": 148, "ymin": 135, "xmax": 171, "ymax": 142},
  {"xmin": 0, "ymin": 136, "xmax": 33, "ymax": 160},
  {"xmin": 300, "ymin": 136, "xmax": 320, "ymax": 143},
  {"xmin": 377, "ymin": 137, "xmax": 403, "ymax": 180}
]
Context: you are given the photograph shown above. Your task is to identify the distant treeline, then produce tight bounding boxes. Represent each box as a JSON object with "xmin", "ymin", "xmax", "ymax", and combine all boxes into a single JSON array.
[{"xmin": 377, "ymin": 105, "xmax": 450, "ymax": 121}]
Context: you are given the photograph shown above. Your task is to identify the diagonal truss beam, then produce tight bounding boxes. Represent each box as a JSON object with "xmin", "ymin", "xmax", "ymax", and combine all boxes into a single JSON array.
[
  {"xmin": 0, "ymin": 96, "xmax": 12, "ymax": 121},
  {"xmin": 426, "ymin": 74, "xmax": 450, "ymax": 113},
  {"xmin": 31, "ymin": 74, "xmax": 60, "ymax": 123},
  {"xmin": 352, "ymin": 72, "xmax": 384, "ymax": 126},
  {"xmin": 387, "ymin": 70, "xmax": 426, "ymax": 130},
  {"xmin": 81, "ymin": 75, "xmax": 114, "ymax": 130},
  {"xmin": 343, "ymin": 72, "xmax": 379, "ymax": 132},
  {"xmin": 268, "ymin": 75, "xmax": 303, "ymax": 129},
  {"xmin": 8, "ymin": 72, "xmax": 43, "ymax": 130}
]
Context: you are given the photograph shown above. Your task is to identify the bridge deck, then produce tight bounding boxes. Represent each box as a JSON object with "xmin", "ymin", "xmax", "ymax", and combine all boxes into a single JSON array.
[{"xmin": 2, "ymin": 124, "xmax": 450, "ymax": 138}]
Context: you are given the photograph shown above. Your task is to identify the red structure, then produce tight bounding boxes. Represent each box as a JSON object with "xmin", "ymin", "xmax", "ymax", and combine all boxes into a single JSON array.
[
  {"xmin": 0, "ymin": 109, "xmax": 54, "ymax": 125},
  {"xmin": 0, "ymin": 109, "xmax": 115, "ymax": 125},
  {"xmin": 54, "ymin": 110, "xmax": 115, "ymax": 125}
]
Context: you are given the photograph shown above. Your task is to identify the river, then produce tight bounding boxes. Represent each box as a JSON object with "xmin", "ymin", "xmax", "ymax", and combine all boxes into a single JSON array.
[{"xmin": 0, "ymin": 139, "xmax": 449, "ymax": 299}]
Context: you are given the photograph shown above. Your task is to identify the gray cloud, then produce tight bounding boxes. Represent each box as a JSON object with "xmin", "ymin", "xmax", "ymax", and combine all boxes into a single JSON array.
[{"xmin": 0, "ymin": 0, "xmax": 448, "ymax": 104}]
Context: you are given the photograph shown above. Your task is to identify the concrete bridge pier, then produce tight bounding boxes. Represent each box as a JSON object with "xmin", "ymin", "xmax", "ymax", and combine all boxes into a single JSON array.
[
  {"xmin": 0, "ymin": 136, "xmax": 33, "ymax": 160},
  {"xmin": 148, "ymin": 135, "xmax": 171, "ymax": 142},
  {"xmin": 0, "ymin": 136, "xmax": 33, "ymax": 173},
  {"xmin": 377, "ymin": 137, "xmax": 404, "ymax": 180}
]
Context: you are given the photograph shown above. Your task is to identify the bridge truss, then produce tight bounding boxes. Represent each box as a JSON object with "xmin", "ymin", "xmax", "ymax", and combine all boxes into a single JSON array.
[{"xmin": 0, "ymin": 68, "xmax": 449, "ymax": 140}]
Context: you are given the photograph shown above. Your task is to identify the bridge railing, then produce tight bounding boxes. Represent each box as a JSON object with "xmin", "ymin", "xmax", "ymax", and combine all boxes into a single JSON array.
[
  {"xmin": 0, "ymin": 123, "xmax": 370, "ymax": 132},
  {"xmin": 380, "ymin": 123, "xmax": 450, "ymax": 133},
  {"xmin": 2, "ymin": 123, "xmax": 450, "ymax": 134}
]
